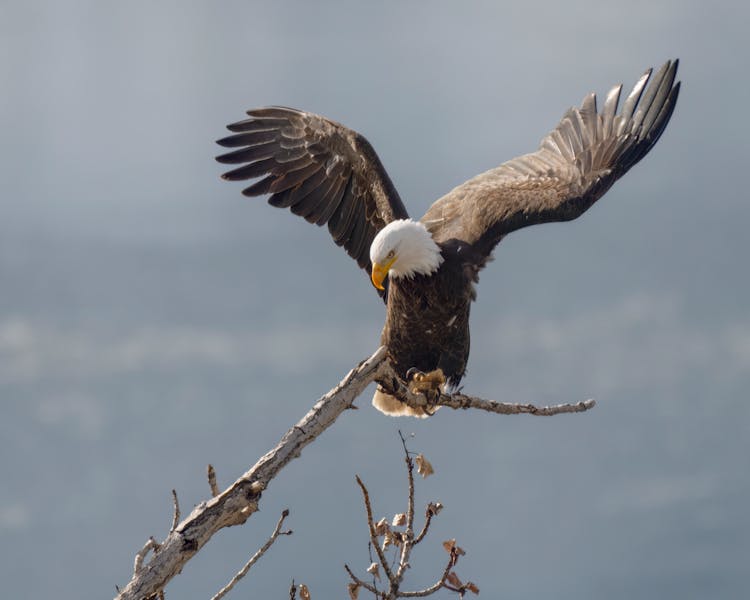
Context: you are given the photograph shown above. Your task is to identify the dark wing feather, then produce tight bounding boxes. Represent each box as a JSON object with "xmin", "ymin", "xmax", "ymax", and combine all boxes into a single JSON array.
[
  {"xmin": 217, "ymin": 107, "xmax": 409, "ymax": 295},
  {"xmin": 421, "ymin": 60, "xmax": 680, "ymax": 259}
]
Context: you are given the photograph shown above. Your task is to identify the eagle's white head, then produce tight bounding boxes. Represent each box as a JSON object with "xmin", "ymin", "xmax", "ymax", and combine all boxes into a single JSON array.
[{"xmin": 369, "ymin": 219, "xmax": 443, "ymax": 290}]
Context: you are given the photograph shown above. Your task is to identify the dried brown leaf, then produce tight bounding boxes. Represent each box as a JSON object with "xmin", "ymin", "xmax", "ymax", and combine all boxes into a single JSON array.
[
  {"xmin": 442, "ymin": 539, "xmax": 456, "ymax": 554},
  {"xmin": 427, "ymin": 501, "xmax": 443, "ymax": 516},
  {"xmin": 392, "ymin": 513, "xmax": 406, "ymax": 527},
  {"xmin": 382, "ymin": 530, "xmax": 394, "ymax": 551},
  {"xmin": 374, "ymin": 517, "xmax": 389, "ymax": 537},
  {"xmin": 382, "ymin": 529, "xmax": 401, "ymax": 550},
  {"xmin": 299, "ymin": 583, "xmax": 311, "ymax": 600},
  {"xmin": 415, "ymin": 454, "xmax": 434, "ymax": 478},
  {"xmin": 466, "ymin": 582, "xmax": 480, "ymax": 595},
  {"xmin": 366, "ymin": 562, "xmax": 380, "ymax": 580},
  {"xmin": 347, "ymin": 583, "xmax": 359, "ymax": 600},
  {"xmin": 446, "ymin": 572, "xmax": 462, "ymax": 588}
]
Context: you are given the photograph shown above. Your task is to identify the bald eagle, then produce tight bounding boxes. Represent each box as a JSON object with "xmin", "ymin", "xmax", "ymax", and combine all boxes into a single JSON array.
[{"xmin": 217, "ymin": 60, "xmax": 680, "ymax": 417}]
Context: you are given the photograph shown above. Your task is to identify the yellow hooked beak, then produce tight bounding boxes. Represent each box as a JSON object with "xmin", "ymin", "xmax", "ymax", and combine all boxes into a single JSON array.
[{"xmin": 371, "ymin": 256, "xmax": 396, "ymax": 290}]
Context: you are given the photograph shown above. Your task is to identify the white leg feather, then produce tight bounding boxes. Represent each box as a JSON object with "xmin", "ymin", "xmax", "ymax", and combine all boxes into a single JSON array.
[{"xmin": 372, "ymin": 387, "xmax": 433, "ymax": 418}]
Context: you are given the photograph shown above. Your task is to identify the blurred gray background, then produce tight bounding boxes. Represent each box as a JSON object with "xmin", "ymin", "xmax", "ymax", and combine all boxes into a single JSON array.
[{"xmin": 1, "ymin": 1, "xmax": 748, "ymax": 598}]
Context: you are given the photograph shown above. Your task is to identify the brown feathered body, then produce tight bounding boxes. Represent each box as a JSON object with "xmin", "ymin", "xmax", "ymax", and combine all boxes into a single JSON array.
[{"xmin": 381, "ymin": 241, "xmax": 482, "ymax": 388}]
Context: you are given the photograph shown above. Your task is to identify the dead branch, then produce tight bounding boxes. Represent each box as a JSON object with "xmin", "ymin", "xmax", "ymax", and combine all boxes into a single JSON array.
[
  {"xmin": 377, "ymin": 363, "xmax": 596, "ymax": 415},
  {"xmin": 356, "ymin": 475, "xmax": 396, "ymax": 584},
  {"xmin": 207, "ymin": 464, "xmax": 219, "ymax": 497},
  {"xmin": 133, "ymin": 537, "xmax": 160, "ymax": 576},
  {"xmin": 170, "ymin": 490, "xmax": 180, "ymax": 534},
  {"xmin": 345, "ymin": 564, "xmax": 382, "ymax": 598},
  {"xmin": 398, "ymin": 549, "xmax": 458, "ymax": 598},
  {"xmin": 115, "ymin": 347, "xmax": 389, "ymax": 600},
  {"xmin": 348, "ymin": 437, "xmax": 476, "ymax": 599},
  {"xmin": 211, "ymin": 509, "xmax": 292, "ymax": 600},
  {"xmin": 115, "ymin": 346, "xmax": 594, "ymax": 599},
  {"xmin": 395, "ymin": 432, "xmax": 416, "ymax": 583}
]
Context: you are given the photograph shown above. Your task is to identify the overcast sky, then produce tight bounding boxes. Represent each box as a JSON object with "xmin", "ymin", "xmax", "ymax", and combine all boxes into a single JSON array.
[{"xmin": 1, "ymin": 2, "xmax": 748, "ymax": 599}]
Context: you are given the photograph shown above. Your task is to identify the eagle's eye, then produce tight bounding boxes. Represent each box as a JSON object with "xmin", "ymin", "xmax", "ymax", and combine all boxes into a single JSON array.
[{"xmin": 386, "ymin": 249, "xmax": 395, "ymax": 259}]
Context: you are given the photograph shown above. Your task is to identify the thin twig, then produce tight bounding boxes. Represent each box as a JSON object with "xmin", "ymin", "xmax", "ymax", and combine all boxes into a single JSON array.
[
  {"xmin": 356, "ymin": 475, "xmax": 396, "ymax": 585},
  {"xmin": 211, "ymin": 510, "xmax": 292, "ymax": 600},
  {"xmin": 398, "ymin": 549, "xmax": 457, "ymax": 598},
  {"xmin": 207, "ymin": 464, "xmax": 219, "ymax": 497},
  {"xmin": 367, "ymin": 542, "xmax": 379, "ymax": 593},
  {"xmin": 438, "ymin": 392, "xmax": 596, "ymax": 415},
  {"xmin": 345, "ymin": 564, "xmax": 382, "ymax": 598},
  {"xmin": 413, "ymin": 507, "xmax": 434, "ymax": 546},
  {"xmin": 398, "ymin": 432, "xmax": 416, "ymax": 533},
  {"xmin": 170, "ymin": 490, "xmax": 180, "ymax": 533},
  {"xmin": 396, "ymin": 431, "xmax": 416, "ymax": 583}
]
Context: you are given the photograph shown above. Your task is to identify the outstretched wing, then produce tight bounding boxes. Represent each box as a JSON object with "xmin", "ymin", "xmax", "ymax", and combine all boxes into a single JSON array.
[
  {"xmin": 217, "ymin": 106, "xmax": 409, "ymax": 289},
  {"xmin": 421, "ymin": 60, "xmax": 680, "ymax": 259}
]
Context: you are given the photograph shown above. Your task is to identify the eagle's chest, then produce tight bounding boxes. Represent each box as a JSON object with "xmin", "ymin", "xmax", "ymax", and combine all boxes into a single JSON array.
[
  {"xmin": 380, "ymin": 258, "xmax": 474, "ymax": 380},
  {"xmin": 387, "ymin": 273, "xmax": 466, "ymax": 327}
]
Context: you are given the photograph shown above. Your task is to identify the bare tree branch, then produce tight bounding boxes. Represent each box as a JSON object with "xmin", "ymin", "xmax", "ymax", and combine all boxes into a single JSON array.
[
  {"xmin": 207, "ymin": 464, "xmax": 219, "ymax": 497},
  {"xmin": 413, "ymin": 503, "xmax": 441, "ymax": 546},
  {"xmin": 398, "ymin": 549, "xmax": 457, "ymax": 598},
  {"xmin": 345, "ymin": 564, "xmax": 382, "ymax": 598},
  {"xmin": 348, "ymin": 437, "xmax": 478, "ymax": 599},
  {"xmin": 116, "ymin": 347, "xmax": 388, "ymax": 600},
  {"xmin": 170, "ymin": 490, "xmax": 180, "ymax": 534},
  {"xmin": 211, "ymin": 509, "xmax": 292, "ymax": 600},
  {"xmin": 133, "ymin": 537, "xmax": 160, "ymax": 576},
  {"xmin": 377, "ymin": 363, "xmax": 596, "ymax": 415},
  {"xmin": 356, "ymin": 475, "xmax": 396, "ymax": 584},
  {"xmin": 395, "ymin": 432, "xmax": 415, "ymax": 584},
  {"xmin": 115, "ymin": 346, "xmax": 594, "ymax": 599}
]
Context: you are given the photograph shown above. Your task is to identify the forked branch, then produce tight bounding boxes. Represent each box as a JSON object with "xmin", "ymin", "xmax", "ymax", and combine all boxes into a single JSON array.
[{"xmin": 346, "ymin": 438, "xmax": 478, "ymax": 599}]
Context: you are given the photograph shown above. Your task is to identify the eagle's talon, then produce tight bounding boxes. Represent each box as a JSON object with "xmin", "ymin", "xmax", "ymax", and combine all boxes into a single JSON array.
[
  {"xmin": 408, "ymin": 368, "xmax": 446, "ymax": 404},
  {"xmin": 406, "ymin": 367, "xmax": 426, "ymax": 382}
]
